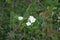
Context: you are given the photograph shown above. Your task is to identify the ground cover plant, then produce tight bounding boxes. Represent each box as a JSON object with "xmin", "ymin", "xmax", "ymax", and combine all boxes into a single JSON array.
[{"xmin": 0, "ymin": 0, "xmax": 60, "ymax": 40}]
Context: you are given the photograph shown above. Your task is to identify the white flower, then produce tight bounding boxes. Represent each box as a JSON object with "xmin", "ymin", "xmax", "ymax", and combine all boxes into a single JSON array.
[
  {"xmin": 28, "ymin": 16, "xmax": 36, "ymax": 23},
  {"xmin": 18, "ymin": 16, "xmax": 23, "ymax": 20},
  {"xmin": 26, "ymin": 22, "xmax": 31, "ymax": 26},
  {"xmin": 59, "ymin": 27, "xmax": 60, "ymax": 30}
]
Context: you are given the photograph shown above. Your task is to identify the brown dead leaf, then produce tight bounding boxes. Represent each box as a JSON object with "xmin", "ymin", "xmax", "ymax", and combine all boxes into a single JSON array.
[
  {"xmin": 46, "ymin": 27, "xmax": 51, "ymax": 36},
  {"xmin": 39, "ymin": 9, "xmax": 50, "ymax": 17}
]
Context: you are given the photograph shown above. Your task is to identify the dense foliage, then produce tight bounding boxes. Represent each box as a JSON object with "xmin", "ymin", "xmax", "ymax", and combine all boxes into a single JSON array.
[{"xmin": 0, "ymin": 0, "xmax": 60, "ymax": 40}]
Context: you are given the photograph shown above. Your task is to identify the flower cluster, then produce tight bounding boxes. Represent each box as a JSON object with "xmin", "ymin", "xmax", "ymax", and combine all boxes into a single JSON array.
[
  {"xmin": 18, "ymin": 16, "xmax": 36, "ymax": 26},
  {"xmin": 26, "ymin": 16, "xmax": 36, "ymax": 26},
  {"xmin": 28, "ymin": 16, "xmax": 36, "ymax": 23}
]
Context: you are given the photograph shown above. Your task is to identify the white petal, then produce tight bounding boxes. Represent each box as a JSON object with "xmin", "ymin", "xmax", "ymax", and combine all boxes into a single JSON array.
[
  {"xmin": 18, "ymin": 16, "xmax": 23, "ymax": 20},
  {"xmin": 26, "ymin": 22, "xmax": 31, "ymax": 26},
  {"xmin": 28, "ymin": 16, "xmax": 36, "ymax": 23},
  {"xmin": 59, "ymin": 28, "xmax": 60, "ymax": 30}
]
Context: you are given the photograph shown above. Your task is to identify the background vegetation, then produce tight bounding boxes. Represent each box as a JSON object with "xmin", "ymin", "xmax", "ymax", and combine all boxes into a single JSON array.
[{"xmin": 0, "ymin": 0, "xmax": 60, "ymax": 40}]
